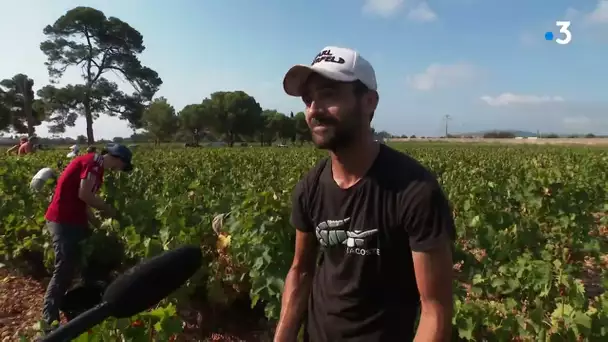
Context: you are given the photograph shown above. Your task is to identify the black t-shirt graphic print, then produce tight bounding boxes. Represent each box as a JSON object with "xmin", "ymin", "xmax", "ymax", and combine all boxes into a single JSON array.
[
  {"xmin": 314, "ymin": 217, "xmax": 379, "ymax": 256},
  {"xmin": 290, "ymin": 144, "xmax": 455, "ymax": 342}
]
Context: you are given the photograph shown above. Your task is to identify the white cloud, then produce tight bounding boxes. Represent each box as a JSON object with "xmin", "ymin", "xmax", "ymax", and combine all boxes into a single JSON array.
[
  {"xmin": 480, "ymin": 93, "xmax": 565, "ymax": 107},
  {"xmin": 406, "ymin": 2, "xmax": 437, "ymax": 22},
  {"xmin": 565, "ymin": 1, "xmax": 608, "ymax": 25},
  {"xmin": 586, "ymin": 0, "xmax": 608, "ymax": 23},
  {"xmin": 362, "ymin": 0, "xmax": 405, "ymax": 17},
  {"xmin": 406, "ymin": 63, "xmax": 478, "ymax": 91}
]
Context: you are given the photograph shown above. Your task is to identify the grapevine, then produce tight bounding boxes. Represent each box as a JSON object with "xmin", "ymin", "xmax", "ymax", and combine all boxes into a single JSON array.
[{"xmin": 0, "ymin": 143, "xmax": 607, "ymax": 340}]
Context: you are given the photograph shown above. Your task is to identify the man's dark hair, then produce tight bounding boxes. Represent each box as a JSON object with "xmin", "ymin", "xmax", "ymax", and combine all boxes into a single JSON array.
[
  {"xmin": 87, "ymin": 146, "xmax": 97, "ymax": 153},
  {"xmin": 353, "ymin": 80, "xmax": 375, "ymax": 122}
]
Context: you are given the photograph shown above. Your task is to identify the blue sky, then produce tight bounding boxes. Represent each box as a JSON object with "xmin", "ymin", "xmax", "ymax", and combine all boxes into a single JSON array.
[{"xmin": 1, "ymin": 0, "xmax": 608, "ymax": 138}]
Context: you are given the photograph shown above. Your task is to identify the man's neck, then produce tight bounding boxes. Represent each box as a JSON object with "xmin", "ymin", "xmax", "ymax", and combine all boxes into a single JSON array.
[{"xmin": 329, "ymin": 137, "xmax": 380, "ymax": 189}]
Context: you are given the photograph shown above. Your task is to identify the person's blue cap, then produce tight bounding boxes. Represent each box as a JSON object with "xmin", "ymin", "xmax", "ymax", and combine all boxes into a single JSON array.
[{"xmin": 105, "ymin": 143, "xmax": 133, "ymax": 172}]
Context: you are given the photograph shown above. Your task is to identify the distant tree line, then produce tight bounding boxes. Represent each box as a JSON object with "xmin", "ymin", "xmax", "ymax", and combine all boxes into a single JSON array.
[{"xmin": 481, "ymin": 131, "xmax": 601, "ymax": 139}]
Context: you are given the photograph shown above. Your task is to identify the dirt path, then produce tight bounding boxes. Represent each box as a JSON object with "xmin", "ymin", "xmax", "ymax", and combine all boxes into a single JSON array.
[
  {"xmin": 0, "ymin": 269, "xmax": 46, "ymax": 341},
  {"xmin": 0, "ymin": 268, "xmax": 270, "ymax": 341}
]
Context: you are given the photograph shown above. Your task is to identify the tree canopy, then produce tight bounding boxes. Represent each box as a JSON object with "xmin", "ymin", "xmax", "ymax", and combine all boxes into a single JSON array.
[
  {"xmin": 0, "ymin": 74, "xmax": 45, "ymax": 134},
  {"xmin": 170, "ymin": 91, "xmax": 304, "ymax": 146},
  {"xmin": 201, "ymin": 91, "xmax": 262, "ymax": 146},
  {"xmin": 178, "ymin": 103, "xmax": 217, "ymax": 144},
  {"xmin": 38, "ymin": 6, "xmax": 162, "ymax": 143},
  {"xmin": 141, "ymin": 97, "xmax": 178, "ymax": 144}
]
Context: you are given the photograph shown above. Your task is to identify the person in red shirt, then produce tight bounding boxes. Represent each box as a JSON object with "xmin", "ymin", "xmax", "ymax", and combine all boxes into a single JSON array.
[
  {"xmin": 6, "ymin": 136, "xmax": 27, "ymax": 155},
  {"xmin": 17, "ymin": 136, "xmax": 37, "ymax": 155},
  {"xmin": 42, "ymin": 143, "xmax": 133, "ymax": 330}
]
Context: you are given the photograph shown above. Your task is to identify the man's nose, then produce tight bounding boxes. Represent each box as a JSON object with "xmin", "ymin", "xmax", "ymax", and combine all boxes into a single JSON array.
[{"xmin": 307, "ymin": 99, "xmax": 323, "ymax": 115}]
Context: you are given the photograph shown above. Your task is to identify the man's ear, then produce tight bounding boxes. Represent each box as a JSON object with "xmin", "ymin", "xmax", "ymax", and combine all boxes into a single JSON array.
[{"xmin": 362, "ymin": 90, "xmax": 379, "ymax": 119}]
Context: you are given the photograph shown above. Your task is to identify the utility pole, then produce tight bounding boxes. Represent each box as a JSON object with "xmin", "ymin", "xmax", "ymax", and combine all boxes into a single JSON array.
[{"xmin": 443, "ymin": 115, "xmax": 452, "ymax": 137}]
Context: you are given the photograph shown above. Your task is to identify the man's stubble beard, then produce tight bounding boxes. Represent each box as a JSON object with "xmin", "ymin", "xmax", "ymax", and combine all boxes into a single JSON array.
[{"xmin": 312, "ymin": 106, "xmax": 365, "ymax": 152}]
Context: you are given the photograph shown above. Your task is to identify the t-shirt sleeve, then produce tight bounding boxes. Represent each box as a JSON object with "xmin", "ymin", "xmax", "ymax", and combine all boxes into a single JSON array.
[
  {"xmin": 290, "ymin": 179, "xmax": 314, "ymax": 233},
  {"xmin": 79, "ymin": 160, "xmax": 101, "ymax": 181},
  {"xmin": 403, "ymin": 179, "xmax": 456, "ymax": 252}
]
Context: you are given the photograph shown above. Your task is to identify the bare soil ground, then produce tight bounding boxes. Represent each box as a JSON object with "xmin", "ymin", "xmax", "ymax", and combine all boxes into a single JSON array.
[
  {"xmin": 0, "ymin": 268, "xmax": 269, "ymax": 341},
  {"xmin": 0, "ymin": 269, "xmax": 45, "ymax": 341},
  {"xmin": 390, "ymin": 138, "xmax": 608, "ymax": 146}
]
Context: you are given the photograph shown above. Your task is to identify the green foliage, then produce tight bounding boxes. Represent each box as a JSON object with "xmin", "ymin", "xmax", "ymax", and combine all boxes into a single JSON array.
[
  {"xmin": 293, "ymin": 112, "xmax": 310, "ymax": 144},
  {"xmin": 259, "ymin": 110, "xmax": 294, "ymax": 146},
  {"xmin": 1, "ymin": 143, "xmax": 608, "ymax": 340},
  {"xmin": 0, "ymin": 74, "xmax": 45, "ymax": 135},
  {"xmin": 142, "ymin": 97, "xmax": 178, "ymax": 143},
  {"xmin": 172, "ymin": 94, "xmax": 310, "ymax": 147},
  {"xmin": 177, "ymin": 103, "xmax": 217, "ymax": 144},
  {"xmin": 203, "ymin": 91, "xmax": 263, "ymax": 146}
]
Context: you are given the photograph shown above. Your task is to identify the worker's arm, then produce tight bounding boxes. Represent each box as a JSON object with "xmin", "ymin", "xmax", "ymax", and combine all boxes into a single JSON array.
[
  {"xmin": 6, "ymin": 145, "xmax": 18, "ymax": 155},
  {"xmin": 274, "ymin": 230, "xmax": 317, "ymax": 341},
  {"xmin": 413, "ymin": 243, "xmax": 454, "ymax": 342},
  {"xmin": 78, "ymin": 167, "xmax": 115, "ymax": 217},
  {"xmin": 404, "ymin": 180, "xmax": 455, "ymax": 342},
  {"xmin": 274, "ymin": 180, "xmax": 317, "ymax": 342}
]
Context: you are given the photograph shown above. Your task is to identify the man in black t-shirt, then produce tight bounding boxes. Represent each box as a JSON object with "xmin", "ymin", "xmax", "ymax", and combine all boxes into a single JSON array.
[{"xmin": 274, "ymin": 46, "xmax": 456, "ymax": 342}]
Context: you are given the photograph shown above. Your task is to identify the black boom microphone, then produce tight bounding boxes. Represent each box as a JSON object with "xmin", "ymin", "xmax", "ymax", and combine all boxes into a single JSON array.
[{"xmin": 42, "ymin": 245, "xmax": 202, "ymax": 342}]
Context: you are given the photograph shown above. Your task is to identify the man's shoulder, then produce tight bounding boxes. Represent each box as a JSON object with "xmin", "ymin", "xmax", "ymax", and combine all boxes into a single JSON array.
[
  {"xmin": 302, "ymin": 157, "xmax": 330, "ymax": 182},
  {"xmin": 63, "ymin": 154, "xmax": 91, "ymax": 174},
  {"xmin": 294, "ymin": 157, "xmax": 330, "ymax": 194},
  {"xmin": 371, "ymin": 145, "xmax": 439, "ymax": 198},
  {"xmin": 378, "ymin": 144, "xmax": 434, "ymax": 179},
  {"xmin": 77, "ymin": 153, "xmax": 103, "ymax": 167}
]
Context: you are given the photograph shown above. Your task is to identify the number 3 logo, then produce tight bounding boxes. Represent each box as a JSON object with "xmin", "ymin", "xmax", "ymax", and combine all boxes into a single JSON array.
[{"xmin": 555, "ymin": 21, "xmax": 572, "ymax": 45}]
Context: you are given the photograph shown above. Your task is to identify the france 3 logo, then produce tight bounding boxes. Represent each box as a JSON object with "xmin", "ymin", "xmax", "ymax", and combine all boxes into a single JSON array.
[{"xmin": 544, "ymin": 21, "xmax": 572, "ymax": 45}]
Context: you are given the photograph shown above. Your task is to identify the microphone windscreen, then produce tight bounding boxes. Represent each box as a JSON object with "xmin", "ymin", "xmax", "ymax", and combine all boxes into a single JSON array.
[{"xmin": 103, "ymin": 245, "xmax": 202, "ymax": 318}]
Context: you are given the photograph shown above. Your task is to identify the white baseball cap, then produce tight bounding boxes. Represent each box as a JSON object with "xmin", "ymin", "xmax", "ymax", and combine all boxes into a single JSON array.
[{"xmin": 283, "ymin": 46, "xmax": 377, "ymax": 97}]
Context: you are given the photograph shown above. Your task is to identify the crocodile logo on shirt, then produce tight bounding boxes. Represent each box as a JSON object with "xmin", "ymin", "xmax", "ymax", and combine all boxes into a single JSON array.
[{"xmin": 315, "ymin": 218, "xmax": 380, "ymax": 256}]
